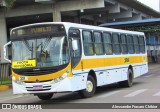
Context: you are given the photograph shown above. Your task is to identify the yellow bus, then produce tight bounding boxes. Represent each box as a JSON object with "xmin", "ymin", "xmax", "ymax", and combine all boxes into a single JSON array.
[{"xmin": 4, "ymin": 22, "xmax": 148, "ymax": 100}]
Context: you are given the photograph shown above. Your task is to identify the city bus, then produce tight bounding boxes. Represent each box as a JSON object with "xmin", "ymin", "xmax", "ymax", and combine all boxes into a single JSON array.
[{"xmin": 4, "ymin": 22, "xmax": 148, "ymax": 100}]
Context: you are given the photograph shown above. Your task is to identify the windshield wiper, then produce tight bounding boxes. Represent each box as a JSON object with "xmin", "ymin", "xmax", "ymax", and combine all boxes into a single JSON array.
[
  {"xmin": 41, "ymin": 37, "xmax": 52, "ymax": 51},
  {"xmin": 23, "ymin": 40, "xmax": 32, "ymax": 51},
  {"xmin": 23, "ymin": 40, "xmax": 34, "ymax": 59}
]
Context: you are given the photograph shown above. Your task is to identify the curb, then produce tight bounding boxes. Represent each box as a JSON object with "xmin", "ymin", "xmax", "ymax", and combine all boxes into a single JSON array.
[{"xmin": 0, "ymin": 84, "xmax": 12, "ymax": 91}]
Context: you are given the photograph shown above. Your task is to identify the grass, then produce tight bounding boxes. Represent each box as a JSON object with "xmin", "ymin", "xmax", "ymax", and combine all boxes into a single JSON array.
[{"xmin": 0, "ymin": 79, "xmax": 12, "ymax": 85}]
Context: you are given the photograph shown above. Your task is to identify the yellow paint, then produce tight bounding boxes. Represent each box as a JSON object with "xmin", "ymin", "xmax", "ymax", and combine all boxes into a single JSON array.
[
  {"xmin": 12, "ymin": 55, "xmax": 147, "ymax": 82},
  {"xmin": 142, "ymin": 56, "xmax": 147, "ymax": 62},
  {"xmin": 12, "ymin": 60, "xmax": 36, "ymax": 69},
  {"xmin": 74, "ymin": 56, "xmax": 148, "ymax": 70},
  {"xmin": 12, "ymin": 63, "xmax": 72, "ymax": 82},
  {"xmin": 0, "ymin": 85, "xmax": 10, "ymax": 91}
]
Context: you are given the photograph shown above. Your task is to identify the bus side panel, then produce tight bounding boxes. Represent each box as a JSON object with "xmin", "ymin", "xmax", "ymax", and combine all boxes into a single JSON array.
[
  {"xmin": 105, "ymin": 69, "xmax": 122, "ymax": 84},
  {"xmin": 133, "ymin": 65, "xmax": 141, "ymax": 78},
  {"xmin": 70, "ymin": 74, "xmax": 87, "ymax": 91},
  {"xmin": 95, "ymin": 70, "xmax": 106, "ymax": 86},
  {"xmin": 140, "ymin": 63, "xmax": 148, "ymax": 76},
  {"xmin": 121, "ymin": 67, "xmax": 128, "ymax": 81}
]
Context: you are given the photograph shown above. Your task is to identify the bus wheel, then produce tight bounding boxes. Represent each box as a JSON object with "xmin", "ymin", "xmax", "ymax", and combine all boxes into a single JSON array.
[
  {"xmin": 79, "ymin": 75, "xmax": 96, "ymax": 98},
  {"xmin": 37, "ymin": 93, "xmax": 53, "ymax": 100},
  {"xmin": 119, "ymin": 69, "xmax": 133, "ymax": 87}
]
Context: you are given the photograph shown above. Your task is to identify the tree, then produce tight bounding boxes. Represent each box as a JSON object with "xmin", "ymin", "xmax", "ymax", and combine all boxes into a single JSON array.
[
  {"xmin": 6, "ymin": 0, "xmax": 16, "ymax": 9},
  {"xmin": 0, "ymin": 0, "xmax": 16, "ymax": 9}
]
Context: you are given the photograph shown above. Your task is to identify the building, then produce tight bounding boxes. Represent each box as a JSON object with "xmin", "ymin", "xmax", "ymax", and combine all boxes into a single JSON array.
[
  {"xmin": 0, "ymin": 0, "xmax": 160, "ymax": 62},
  {"xmin": 100, "ymin": 18, "xmax": 160, "ymax": 63}
]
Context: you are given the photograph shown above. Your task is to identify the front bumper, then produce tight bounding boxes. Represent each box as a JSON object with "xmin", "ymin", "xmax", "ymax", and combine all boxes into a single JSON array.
[
  {"xmin": 13, "ymin": 78, "xmax": 73, "ymax": 94},
  {"xmin": 12, "ymin": 75, "xmax": 86, "ymax": 94}
]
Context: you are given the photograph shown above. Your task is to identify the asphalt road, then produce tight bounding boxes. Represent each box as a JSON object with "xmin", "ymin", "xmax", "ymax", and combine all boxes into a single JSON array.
[{"xmin": 0, "ymin": 64, "xmax": 160, "ymax": 110}]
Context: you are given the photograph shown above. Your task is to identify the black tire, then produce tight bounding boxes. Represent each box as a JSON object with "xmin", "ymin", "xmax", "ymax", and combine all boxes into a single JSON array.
[
  {"xmin": 78, "ymin": 75, "xmax": 96, "ymax": 98},
  {"xmin": 37, "ymin": 93, "xmax": 53, "ymax": 100},
  {"xmin": 119, "ymin": 69, "xmax": 133, "ymax": 87}
]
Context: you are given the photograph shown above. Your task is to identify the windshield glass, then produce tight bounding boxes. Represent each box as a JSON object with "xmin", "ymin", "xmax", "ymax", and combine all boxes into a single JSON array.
[{"xmin": 12, "ymin": 36, "xmax": 69, "ymax": 68}]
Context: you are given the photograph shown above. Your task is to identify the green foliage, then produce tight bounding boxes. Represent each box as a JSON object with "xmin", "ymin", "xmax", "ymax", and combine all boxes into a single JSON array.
[
  {"xmin": 0, "ymin": 79, "xmax": 11, "ymax": 85},
  {"xmin": 5, "ymin": 0, "xmax": 16, "ymax": 9}
]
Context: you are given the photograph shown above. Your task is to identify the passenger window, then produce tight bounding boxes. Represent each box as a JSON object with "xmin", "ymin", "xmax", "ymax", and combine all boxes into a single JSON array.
[
  {"xmin": 113, "ymin": 33, "xmax": 121, "ymax": 54},
  {"xmin": 120, "ymin": 34, "xmax": 128, "ymax": 54},
  {"xmin": 103, "ymin": 33, "xmax": 113, "ymax": 55},
  {"xmin": 83, "ymin": 31, "xmax": 94, "ymax": 55},
  {"xmin": 94, "ymin": 32, "xmax": 104, "ymax": 55},
  {"xmin": 133, "ymin": 35, "xmax": 140, "ymax": 53},
  {"xmin": 139, "ymin": 36, "xmax": 145, "ymax": 53},
  {"xmin": 127, "ymin": 35, "xmax": 135, "ymax": 54}
]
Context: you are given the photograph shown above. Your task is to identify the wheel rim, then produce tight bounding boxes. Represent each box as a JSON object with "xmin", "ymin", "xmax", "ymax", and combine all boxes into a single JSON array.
[{"xmin": 86, "ymin": 80, "xmax": 93, "ymax": 93}]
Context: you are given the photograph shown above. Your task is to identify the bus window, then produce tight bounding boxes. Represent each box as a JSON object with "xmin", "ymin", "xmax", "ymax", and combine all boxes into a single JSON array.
[
  {"xmin": 133, "ymin": 35, "xmax": 140, "ymax": 54},
  {"xmin": 120, "ymin": 34, "xmax": 128, "ymax": 54},
  {"xmin": 69, "ymin": 29, "xmax": 81, "ymax": 67},
  {"xmin": 127, "ymin": 35, "xmax": 135, "ymax": 54},
  {"xmin": 113, "ymin": 33, "xmax": 121, "ymax": 54},
  {"xmin": 93, "ymin": 32, "xmax": 104, "ymax": 55},
  {"xmin": 103, "ymin": 32, "xmax": 113, "ymax": 55},
  {"xmin": 139, "ymin": 36, "xmax": 145, "ymax": 53},
  {"xmin": 83, "ymin": 31, "xmax": 94, "ymax": 55}
]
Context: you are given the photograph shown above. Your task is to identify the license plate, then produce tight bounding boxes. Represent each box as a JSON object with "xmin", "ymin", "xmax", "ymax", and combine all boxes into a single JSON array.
[{"xmin": 33, "ymin": 85, "xmax": 43, "ymax": 90}]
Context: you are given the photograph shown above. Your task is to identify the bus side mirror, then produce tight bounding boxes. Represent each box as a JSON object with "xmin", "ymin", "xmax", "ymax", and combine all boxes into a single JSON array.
[
  {"xmin": 72, "ymin": 40, "xmax": 78, "ymax": 51},
  {"xmin": 3, "ymin": 41, "xmax": 12, "ymax": 63}
]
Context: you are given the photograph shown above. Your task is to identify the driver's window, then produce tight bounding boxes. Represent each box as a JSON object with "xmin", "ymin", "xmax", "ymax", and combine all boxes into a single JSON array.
[{"xmin": 69, "ymin": 29, "xmax": 81, "ymax": 68}]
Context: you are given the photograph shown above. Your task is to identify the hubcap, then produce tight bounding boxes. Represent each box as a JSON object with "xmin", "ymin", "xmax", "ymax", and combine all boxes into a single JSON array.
[{"xmin": 86, "ymin": 80, "xmax": 93, "ymax": 93}]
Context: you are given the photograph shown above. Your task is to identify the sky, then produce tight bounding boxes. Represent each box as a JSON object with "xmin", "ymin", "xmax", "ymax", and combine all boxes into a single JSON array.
[{"xmin": 137, "ymin": 0, "xmax": 159, "ymax": 11}]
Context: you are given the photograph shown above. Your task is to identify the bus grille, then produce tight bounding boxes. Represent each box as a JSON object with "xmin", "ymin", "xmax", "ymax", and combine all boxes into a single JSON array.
[
  {"xmin": 13, "ymin": 69, "xmax": 58, "ymax": 76},
  {"xmin": 24, "ymin": 79, "xmax": 52, "ymax": 83},
  {"xmin": 12, "ymin": 64, "xmax": 68, "ymax": 76}
]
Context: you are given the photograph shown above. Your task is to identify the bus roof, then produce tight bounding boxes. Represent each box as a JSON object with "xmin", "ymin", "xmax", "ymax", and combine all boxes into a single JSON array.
[{"xmin": 11, "ymin": 22, "xmax": 144, "ymax": 35}]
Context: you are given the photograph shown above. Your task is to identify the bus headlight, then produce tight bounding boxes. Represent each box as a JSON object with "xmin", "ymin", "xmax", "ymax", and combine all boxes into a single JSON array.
[
  {"xmin": 61, "ymin": 73, "xmax": 68, "ymax": 79},
  {"xmin": 51, "ymin": 72, "xmax": 68, "ymax": 84},
  {"xmin": 14, "ymin": 80, "xmax": 26, "ymax": 86},
  {"xmin": 12, "ymin": 76, "xmax": 16, "ymax": 81}
]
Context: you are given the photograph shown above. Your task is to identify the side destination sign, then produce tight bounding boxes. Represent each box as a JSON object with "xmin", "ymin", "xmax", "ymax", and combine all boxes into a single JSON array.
[{"xmin": 12, "ymin": 60, "xmax": 36, "ymax": 68}]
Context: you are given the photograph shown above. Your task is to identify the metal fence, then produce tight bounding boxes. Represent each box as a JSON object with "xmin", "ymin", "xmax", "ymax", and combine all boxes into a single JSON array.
[{"xmin": 0, "ymin": 63, "xmax": 11, "ymax": 85}]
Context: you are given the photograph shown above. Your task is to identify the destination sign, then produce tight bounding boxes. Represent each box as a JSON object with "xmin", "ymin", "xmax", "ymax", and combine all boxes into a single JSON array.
[{"xmin": 11, "ymin": 24, "xmax": 65, "ymax": 37}]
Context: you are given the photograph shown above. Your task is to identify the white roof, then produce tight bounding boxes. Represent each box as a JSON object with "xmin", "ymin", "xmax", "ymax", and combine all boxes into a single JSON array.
[{"xmin": 11, "ymin": 22, "xmax": 144, "ymax": 35}]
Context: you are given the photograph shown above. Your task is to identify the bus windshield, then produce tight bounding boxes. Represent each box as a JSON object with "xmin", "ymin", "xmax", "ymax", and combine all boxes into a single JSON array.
[{"xmin": 12, "ymin": 36, "xmax": 69, "ymax": 68}]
